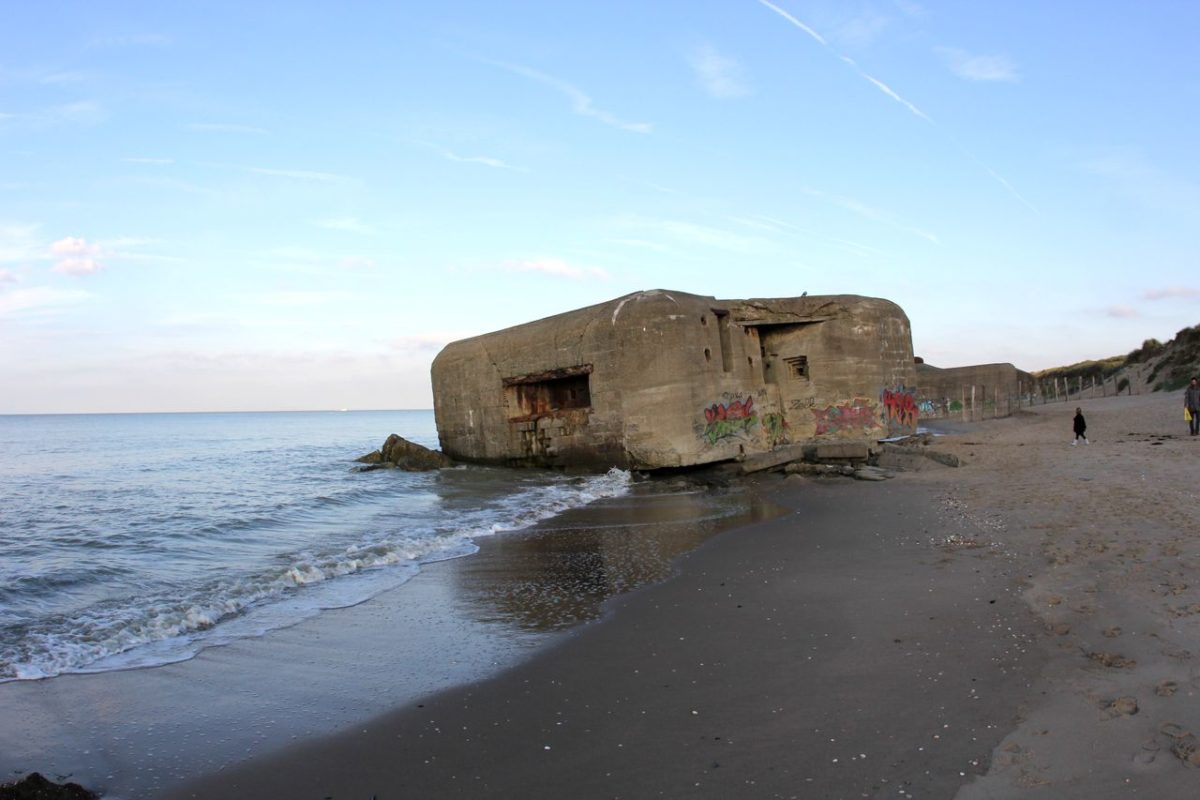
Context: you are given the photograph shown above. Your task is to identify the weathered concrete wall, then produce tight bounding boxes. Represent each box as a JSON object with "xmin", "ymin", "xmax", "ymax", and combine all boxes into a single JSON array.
[
  {"xmin": 915, "ymin": 362, "xmax": 1033, "ymax": 418},
  {"xmin": 432, "ymin": 290, "xmax": 916, "ymax": 470}
]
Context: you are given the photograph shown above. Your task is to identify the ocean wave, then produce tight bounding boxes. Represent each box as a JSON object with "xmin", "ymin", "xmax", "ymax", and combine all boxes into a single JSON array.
[{"xmin": 0, "ymin": 466, "xmax": 632, "ymax": 682}]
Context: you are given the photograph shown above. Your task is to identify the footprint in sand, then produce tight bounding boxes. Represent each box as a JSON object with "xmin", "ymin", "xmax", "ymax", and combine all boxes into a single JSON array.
[
  {"xmin": 1100, "ymin": 696, "xmax": 1139, "ymax": 719},
  {"xmin": 1086, "ymin": 651, "xmax": 1136, "ymax": 669}
]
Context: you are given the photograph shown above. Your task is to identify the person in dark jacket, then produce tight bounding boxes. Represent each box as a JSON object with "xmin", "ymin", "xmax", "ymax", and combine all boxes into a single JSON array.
[
  {"xmin": 1072, "ymin": 407, "xmax": 1089, "ymax": 446},
  {"xmin": 1185, "ymin": 376, "xmax": 1200, "ymax": 436}
]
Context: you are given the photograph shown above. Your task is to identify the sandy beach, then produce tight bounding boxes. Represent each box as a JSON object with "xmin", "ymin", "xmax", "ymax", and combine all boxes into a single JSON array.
[{"xmin": 8, "ymin": 389, "xmax": 1200, "ymax": 799}]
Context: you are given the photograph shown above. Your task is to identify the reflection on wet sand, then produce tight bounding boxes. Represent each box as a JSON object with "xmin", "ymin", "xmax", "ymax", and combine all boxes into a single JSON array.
[{"xmin": 451, "ymin": 478, "xmax": 787, "ymax": 630}]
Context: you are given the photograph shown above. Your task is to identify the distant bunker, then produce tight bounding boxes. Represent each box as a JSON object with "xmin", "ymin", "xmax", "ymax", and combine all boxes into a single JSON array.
[{"xmin": 431, "ymin": 290, "xmax": 919, "ymax": 471}]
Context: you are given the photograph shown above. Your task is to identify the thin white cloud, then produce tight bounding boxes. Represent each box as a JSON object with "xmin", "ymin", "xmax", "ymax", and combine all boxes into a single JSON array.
[
  {"xmin": 609, "ymin": 237, "xmax": 670, "ymax": 253},
  {"xmin": 840, "ymin": 55, "xmax": 932, "ymax": 121},
  {"xmin": 248, "ymin": 166, "xmax": 350, "ymax": 183},
  {"xmin": 442, "ymin": 150, "xmax": 526, "ymax": 170},
  {"xmin": 389, "ymin": 334, "xmax": 455, "ymax": 353},
  {"xmin": 0, "ymin": 222, "xmax": 42, "ymax": 263},
  {"xmin": 1082, "ymin": 148, "xmax": 1200, "ymax": 219},
  {"xmin": 1144, "ymin": 287, "xmax": 1200, "ymax": 301},
  {"xmin": 757, "ymin": 0, "xmax": 827, "ymax": 45},
  {"xmin": 654, "ymin": 219, "xmax": 777, "ymax": 254},
  {"xmin": 688, "ymin": 44, "xmax": 750, "ymax": 99},
  {"xmin": 40, "ymin": 71, "xmax": 91, "ymax": 85},
  {"xmin": 0, "ymin": 286, "xmax": 91, "ymax": 317},
  {"xmin": 893, "ymin": 0, "xmax": 926, "ymax": 18},
  {"xmin": 937, "ymin": 47, "xmax": 1020, "ymax": 82},
  {"xmin": 0, "ymin": 268, "xmax": 17, "ymax": 284},
  {"xmin": 338, "ymin": 256, "xmax": 377, "ymax": 270},
  {"xmin": 837, "ymin": 11, "xmax": 890, "ymax": 49},
  {"xmin": 756, "ymin": 3, "xmax": 931, "ymax": 121},
  {"xmin": 502, "ymin": 257, "xmax": 610, "ymax": 280},
  {"xmin": 123, "ymin": 156, "xmax": 174, "ymax": 165},
  {"xmin": 91, "ymin": 33, "xmax": 172, "ymax": 48},
  {"xmin": 313, "ymin": 217, "xmax": 375, "ymax": 234},
  {"xmin": 485, "ymin": 59, "xmax": 652, "ymax": 133},
  {"xmin": 1105, "ymin": 305, "xmax": 1138, "ymax": 319},
  {"xmin": 0, "ymin": 101, "xmax": 105, "ymax": 129},
  {"xmin": 186, "ymin": 122, "xmax": 269, "ymax": 135},
  {"xmin": 802, "ymin": 187, "xmax": 939, "ymax": 244},
  {"xmin": 50, "ymin": 236, "xmax": 104, "ymax": 275}
]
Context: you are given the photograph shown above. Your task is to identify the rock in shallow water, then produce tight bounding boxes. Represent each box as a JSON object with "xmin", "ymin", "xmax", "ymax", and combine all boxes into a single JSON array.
[{"xmin": 0, "ymin": 772, "xmax": 98, "ymax": 800}]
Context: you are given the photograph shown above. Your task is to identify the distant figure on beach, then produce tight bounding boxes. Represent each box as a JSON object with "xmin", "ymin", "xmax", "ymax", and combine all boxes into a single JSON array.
[
  {"xmin": 1072, "ymin": 407, "xmax": 1089, "ymax": 446},
  {"xmin": 1186, "ymin": 377, "xmax": 1200, "ymax": 436}
]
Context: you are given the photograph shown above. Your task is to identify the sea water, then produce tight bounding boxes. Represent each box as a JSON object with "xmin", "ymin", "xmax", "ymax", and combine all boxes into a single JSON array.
[{"xmin": 0, "ymin": 410, "xmax": 633, "ymax": 682}]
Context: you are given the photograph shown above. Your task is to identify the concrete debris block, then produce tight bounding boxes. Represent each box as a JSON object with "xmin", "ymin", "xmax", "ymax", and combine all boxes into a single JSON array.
[
  {"xmin": 923, "ymin": 450, "xmax": 960, "ymax": 468},
  {"xmin": 853, "ymin": 466, "xmax": 894, "ymax": 481},
  {"xmin": 874, "ymin": 450, "xmax": 926, "ymax": 471},
  {"xmin": 815, "ymin": 442, "xmax": 870, "ymax": 461},
  {"xmin": 783, "ymin": 462, "xmax": 844, "ymax": 477},
  {"xmin": 740, "ymin": 444, "xmax": 809, "ymax": 474}
]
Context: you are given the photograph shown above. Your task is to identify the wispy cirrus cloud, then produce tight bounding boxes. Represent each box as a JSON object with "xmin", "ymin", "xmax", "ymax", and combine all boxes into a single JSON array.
[
  {"xmin": 91, "ymin": 33, "xmax": 172, "ymax": 48},
  {"xmin": 0, "ymin": 222, "xmax": 42, "ymax": 264},
  {"xmin": 642, "ymin": 217, "xmax": 778, "ymax": 254},
  {"xmin": 441, "ymin": 150, "xmax": 526, "ymax": 170},
  {"xmin": 0, "ymin": 286, "xmax": 91, "ymax": 317},
  {"xmin": 502, "ymin": 257, "xmax": 610, "ymax": 280},
  {"xmin": 757, "ymin": 0, "xmax": 826, "ymax": 44},
  {"xmin": 248, "ymin": 166, "xmax": 351, "ymax": 183},
  {"xmin": 757, "ymin": 1, "xmax": 929, "ymax": 120},
  {"xmin": 484, "ymin": 59, "xmax": 652, "ymax": 133},
  {"xmin": 836, "ymin": 10, "xmax": 890, "ymax": 49},
  {"xmin": 0, "ymin": 267, "xmax": 17, "ymax": 284},
  {"xmin": 688, "ymin": 44, "xmax": 750, "ymax": 99},
  {"xmin": 389, "ymin": 333, "xmax": 457, "ymax": 353},
  {"xmin": 312, "ymin": 217, "xmax": 375, "ymax": 234},
  {"xmin": 1144, "ymin": 287, "xmax": 1200, "ymax": 301},
  {"xmin": 1082, "ymin": 148, "xmax": 1200, "ymax": 219},
  {"xmin": 123, "ymin": 156, "xmax": 174, "ymax": 165},
  {"xmin": 186, "ymin": 122, "xmax": 268, "ymax": 135},
  {"xmin": 801, "ymin": 187, "xmax": 939, "ymax": 244},
  {"xmin": 50, "ymin": 236, "xmax": 104, "ymax": 275},
  {"xmin": 756, "ymin": 2, "xmax": 1035, "ymax": 210},
  {"xmin": 0, "ymin": 100, "xmax": 105, "ymax": 130},
  {"xmin": 1105, "ymin": 305, "xmax": 1138, "ymax": 319},
  {"xmin": 839, "ymin": 55, "xmax": 931, "ymax": 121},
  {"xmin": 937, "ymin": 47, "xmax": 1020, "ymax": 82}
]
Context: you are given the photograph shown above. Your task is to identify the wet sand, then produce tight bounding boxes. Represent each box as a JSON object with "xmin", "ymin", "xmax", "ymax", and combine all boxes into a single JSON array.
[{"xmin": 163, "ymin": 475, "xmax": 1047, "ymax": 799}]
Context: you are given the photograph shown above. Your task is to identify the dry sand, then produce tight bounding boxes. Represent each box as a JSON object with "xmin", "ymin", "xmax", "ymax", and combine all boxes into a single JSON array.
[{"xmin": 920, "ymin": 391, "xmax": 1200, "ymax": 797}]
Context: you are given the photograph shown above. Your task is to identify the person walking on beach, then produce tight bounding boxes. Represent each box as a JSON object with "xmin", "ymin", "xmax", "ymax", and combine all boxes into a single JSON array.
[
  {"xmin": 1186, "ymin": 377, "xmax": 1200, "ymax": 436},
  {"xmin": 1072, "ymin": 407, "xmax": 1089, "ymax": 446}
]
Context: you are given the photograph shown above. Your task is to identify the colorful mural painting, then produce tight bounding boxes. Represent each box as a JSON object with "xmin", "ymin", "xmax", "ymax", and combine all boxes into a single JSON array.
[
  {"xmin": 811, "ymin": 400, "xmax": 876, "ymax": 435},
  {"xmin": 881, "ymin": 387, "xmax": 918, "ymax": 430},
  {"xmin": 761, "ymin": 412, "xmax": 789, "ymax": 446},
  {"xmin": 703, "ymin": 396, "xmax": 757, "ymax": 444}
]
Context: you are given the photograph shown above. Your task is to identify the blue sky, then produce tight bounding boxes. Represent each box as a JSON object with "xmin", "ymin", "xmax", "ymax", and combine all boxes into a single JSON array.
[{"xmin": 3, "ymin": 1, "xmax": 1198, "ymax": 413}]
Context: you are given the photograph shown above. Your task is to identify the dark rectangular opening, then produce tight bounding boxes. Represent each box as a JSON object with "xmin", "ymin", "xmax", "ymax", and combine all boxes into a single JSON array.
[
  {"xmin": 785, "ymin": 355, "xmax": 809, "ymax": 379},
  {"xmin": 504, "ymin": 365, "xmax": 592, "ymax": 420},
  {"xmin": 713, "ymin": 309, "xmax": 732, "ymax": 372}
]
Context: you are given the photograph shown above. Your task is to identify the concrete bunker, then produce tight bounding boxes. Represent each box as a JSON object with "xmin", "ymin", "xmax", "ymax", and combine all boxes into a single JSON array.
[{"xmin": 431, "ymin": 289, "xmax": 918, "ymax": 470}]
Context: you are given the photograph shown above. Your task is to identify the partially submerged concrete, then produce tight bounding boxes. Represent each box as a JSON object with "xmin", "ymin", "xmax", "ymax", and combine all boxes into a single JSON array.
[{"xmin": 431, "ymin": 289, "xmax": 918, "ymax": 470}]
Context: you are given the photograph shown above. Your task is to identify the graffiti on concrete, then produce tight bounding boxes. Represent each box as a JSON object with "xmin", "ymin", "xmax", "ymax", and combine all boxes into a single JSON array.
[
  {"xmin": 811, "ymin": 400, "xmax": 875, "ymax": 435},
  {"xmin": 761, "ymin": 412, "xmax": 789, "ymax": 446},
  {"xmin": 881, "ymin": 387, "xmax": 918, "ymax": 430},
  {"xmin": 703, "ymin": 395, "xmax": 757, "ymax": 444}
]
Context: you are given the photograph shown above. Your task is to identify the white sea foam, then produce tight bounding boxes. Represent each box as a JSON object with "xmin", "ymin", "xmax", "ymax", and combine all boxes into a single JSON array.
[{"xmin": 0, "ymin": 462, "xmax": 632, "ymax": 682}]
